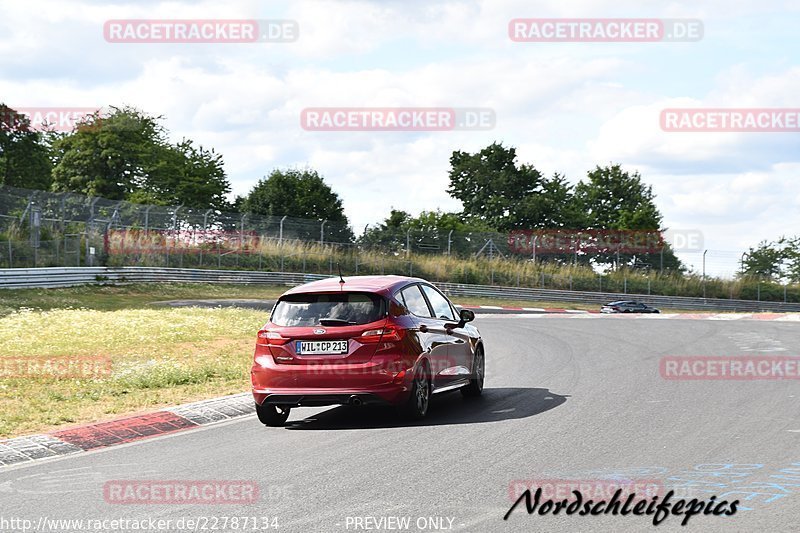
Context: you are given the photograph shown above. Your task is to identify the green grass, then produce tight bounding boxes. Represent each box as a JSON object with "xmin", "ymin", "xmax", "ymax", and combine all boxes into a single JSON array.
[{"xmin": 0, "ymin": 306, "xmax": 267, "ymax": 438}]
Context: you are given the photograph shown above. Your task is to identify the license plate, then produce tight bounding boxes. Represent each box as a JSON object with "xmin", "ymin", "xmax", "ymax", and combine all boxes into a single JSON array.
[{"xmin": 296, "ymin": 340, "xmax": 349, "ymax": 355}]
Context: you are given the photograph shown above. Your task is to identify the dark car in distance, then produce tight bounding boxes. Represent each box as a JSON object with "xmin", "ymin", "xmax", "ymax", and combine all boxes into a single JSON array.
[
  {"xmin": 251, "ymin": 276, "xmax": 485, "ymax": 426},
  {"xmin": 601, "ymin": 300, "xmax": 661, "ymax": 314}
]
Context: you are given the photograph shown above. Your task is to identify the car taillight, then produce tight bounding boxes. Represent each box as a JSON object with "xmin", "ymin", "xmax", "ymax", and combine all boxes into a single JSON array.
[
  {"xmin": 257, "ymin": 330, "xmax": 289, "ymax": 345},
  {"xmin": 359, "ymin": 327, "xmax": 403, "ymax": 343}
]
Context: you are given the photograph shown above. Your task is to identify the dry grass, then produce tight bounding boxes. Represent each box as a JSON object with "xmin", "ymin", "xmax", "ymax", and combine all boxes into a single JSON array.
[
  {"xmin": 0, "ymin": 307, "xmax": 267, "ymax": 437},
  {"xmin": 104, "ymin": 235, "xmax": 800, "ymax": 302}
]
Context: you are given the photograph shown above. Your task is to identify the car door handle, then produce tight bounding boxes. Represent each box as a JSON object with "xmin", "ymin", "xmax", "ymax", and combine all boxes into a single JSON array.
[{"xmin": 419, "ymin": 325, "xmax": 428, "ymax": 333}]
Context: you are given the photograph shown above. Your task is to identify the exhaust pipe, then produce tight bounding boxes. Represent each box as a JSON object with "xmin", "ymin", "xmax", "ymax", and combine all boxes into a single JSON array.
[{"xmin": 349, "ymin": 395, "xmax": 363, "ymax": 407}]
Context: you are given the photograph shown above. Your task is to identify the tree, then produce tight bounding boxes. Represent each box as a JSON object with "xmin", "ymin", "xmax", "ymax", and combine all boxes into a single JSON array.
[
  {"xmin": 138, "ymin": 140, "xmax": 230, "ymax": 211},
  {"xmin": 241, "ymin": 168, "xmax": 353, "ymax": 243},
  {"xmin": 742, "ymin": 239, "xmax": 789, "ymax": 280},
  {"xmin": 572, "ymin": 164, "xmax": 681, "ymax": 271},
  {"xmin": 360, "ymin": 209, "xmax": 496, "ymax": 255},
  {"xmin": 0, "ymin": 104, "xmax": 53, "ymax": 190},
  {"xmin": 572, "ymin": 164, "xmax": 662, "ymax": 230},
  {"xmin": 359, "ymin": 209, "xmax": 412, "ymax": 251},
  {"xmin": 447, "ymin": 142, "xmax": 579, "ymax": 232},
  {"xmin": 782, "ymin": 238, "xmax": 800, "ymax": 283},
  {"xmin": 51, "ymin": 106, "xmax": 231, "ymax": 210}
]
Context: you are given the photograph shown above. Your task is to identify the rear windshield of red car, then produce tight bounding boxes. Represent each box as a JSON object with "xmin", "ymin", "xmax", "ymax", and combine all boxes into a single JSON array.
[{"xmin": 271, "ymin": 292, "xmax": 387, "ymax": 327}]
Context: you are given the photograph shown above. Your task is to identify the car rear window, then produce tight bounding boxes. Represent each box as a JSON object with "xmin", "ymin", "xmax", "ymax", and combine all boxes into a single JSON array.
[{"xmin": 271, "ymin": 292, "xmax": 386, "ymax": 327}]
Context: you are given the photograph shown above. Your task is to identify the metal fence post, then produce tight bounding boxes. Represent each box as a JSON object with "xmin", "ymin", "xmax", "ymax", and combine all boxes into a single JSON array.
[
  {"xmin": 59, "ymin": 193, "xmax": 66, "ymax": 233},
  {"xmin": 447, "ymin": 230, "xmax": 453, "ymax": 256},
  {"xmin": 200, "ymin": 209, "xmax": 212, "ymax": 267},
  {"xmin": 279, "ymin": 216, "xmax": 287, "ymax": 246},
  {"xmin": 142, "ymin": 205, "xmax": 150, "ymax": 234},
  {"xmin": 320, "ymin": 220, "xmax": 327, "ymax": 245},
  {"xmin": 702, "ymin": 249, "xmax": 708, "ymax": 298}
]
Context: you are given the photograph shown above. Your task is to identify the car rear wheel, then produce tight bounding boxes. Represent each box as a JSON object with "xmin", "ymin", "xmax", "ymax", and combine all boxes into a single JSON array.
[
  {"xmin": 256, "ymin": 403, "xmax": 291, "ymax": 427},
  {"xmin": 399, "ymin": 362, "xmax": 430, "ymax": 420},
  {"xmin": 461, "ymin": 347, "xmax": 484, "ymax": 398}
]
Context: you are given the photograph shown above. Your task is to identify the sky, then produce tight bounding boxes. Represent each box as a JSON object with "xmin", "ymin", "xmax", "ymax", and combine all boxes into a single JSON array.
[{"xmin": 1, "ymin": 0, "xmax": 799, "ymax": 277}]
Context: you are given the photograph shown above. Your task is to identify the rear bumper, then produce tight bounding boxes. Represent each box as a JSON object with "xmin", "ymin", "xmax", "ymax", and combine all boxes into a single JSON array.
[
  {"xmin": 253, "ymin": 388, "xmax": 402, "ymax": 407},
  {"xmin": 253, "ymin": 385, "xmax": 409, "ymax": 407},
  {"xmin": 251, "ymin": 357, "xmax": 414, "ymax": 407}
]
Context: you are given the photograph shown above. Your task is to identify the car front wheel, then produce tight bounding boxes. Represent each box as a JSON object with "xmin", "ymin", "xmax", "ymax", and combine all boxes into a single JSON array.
[{"xmin": 256, "ymin": 403, "xmax": 291, "ymax": 427}]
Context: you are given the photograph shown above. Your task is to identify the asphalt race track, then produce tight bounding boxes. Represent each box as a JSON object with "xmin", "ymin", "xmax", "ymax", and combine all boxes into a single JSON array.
[{"xmin": 1, "ymin": 316, "xmax": 798, "ymax": 532}]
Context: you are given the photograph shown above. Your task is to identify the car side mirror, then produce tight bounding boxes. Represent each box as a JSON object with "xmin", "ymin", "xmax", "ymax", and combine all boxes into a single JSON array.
[
  {"xmin": 458, "ymin": 309, "xmax": 475, "ymax": 326},
  {"xmin": 445, "ymin": 309, "xmax": 475, "ymax": 330}
]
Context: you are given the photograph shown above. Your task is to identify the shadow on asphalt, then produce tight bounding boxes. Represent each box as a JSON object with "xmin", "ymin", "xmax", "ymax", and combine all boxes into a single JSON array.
[{"xmin": 283, "ymin": 387, "xmax": 569, "ymax": 430}]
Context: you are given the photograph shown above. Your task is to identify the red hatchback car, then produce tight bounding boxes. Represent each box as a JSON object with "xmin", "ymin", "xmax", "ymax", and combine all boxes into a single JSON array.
[{"xmin": 251, "ymin": 275, "xmax": 484, "ymax": 426}]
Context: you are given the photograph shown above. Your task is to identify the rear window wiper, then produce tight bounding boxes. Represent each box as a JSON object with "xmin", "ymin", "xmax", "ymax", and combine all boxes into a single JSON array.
[{"xmin": 319, "ymin": 319, "xmax": 358, "ymax": 326}]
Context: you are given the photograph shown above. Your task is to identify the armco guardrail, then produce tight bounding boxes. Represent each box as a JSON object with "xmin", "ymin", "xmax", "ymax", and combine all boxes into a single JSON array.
[
  {"xmin": 435, "ymin": 282, "xmax": 800, "ymax": 313},
  {"xmin": 1, "ymin": 267, "xmax": 799, "ymax": 313},
  {"xmin": 0, "ymin": 267, "xmax": 328, "ymax": 289}
]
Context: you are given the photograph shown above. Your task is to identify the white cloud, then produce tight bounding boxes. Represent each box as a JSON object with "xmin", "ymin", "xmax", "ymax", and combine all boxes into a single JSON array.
[{"xmin": 1, "ymin": 0, "xmax": 798, "ymax": 277}]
